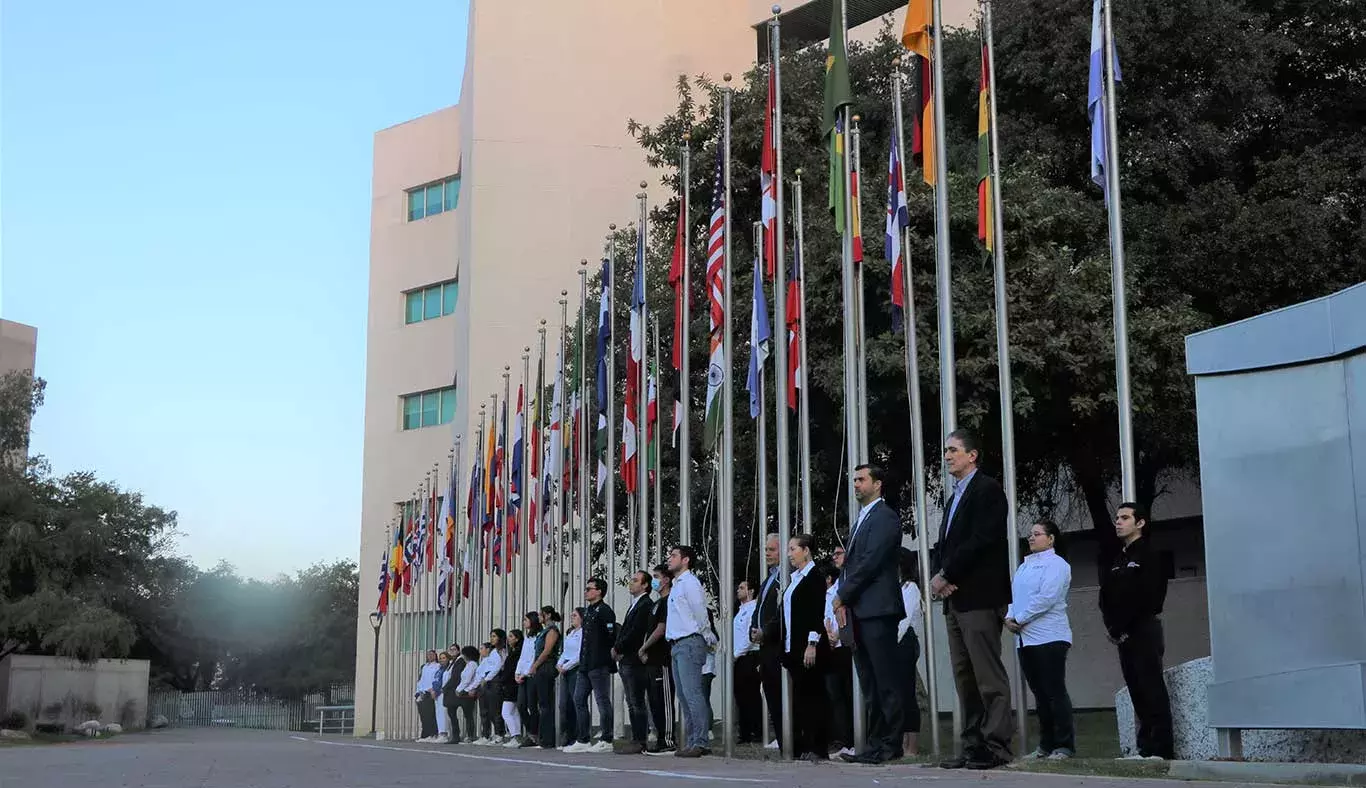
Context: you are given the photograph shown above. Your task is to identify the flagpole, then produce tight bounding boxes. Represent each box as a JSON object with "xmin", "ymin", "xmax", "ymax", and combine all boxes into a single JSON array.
[
  {"xmin": 678, "ymin": 136, "xmax": 692, "ymax": 548},
  {"xmin": 792, "ymin": 172, "xmax": 813, "ymax": 535},
  {"xmin": 836, "ymin": 0, "xmax": 867, "ymax": 754},
  {"xmin": 636, "ymin": 188, "xmax": 650, "ymax": 572},
  {"xmin": 851, "ymin": 115, "xmax": 869, "ymax": 461},
  {"xmin": 579, "ymin": 260, "xmax": 590, "ymax": 604},
  {"xmin": 476, "ymin": 405, "xmax": 487, "ymax": 649},
  {"xmin": 652, "ymin": 316, "xmax": 663, "ymax": 563},
  {"xmin": 718, "ymin": 73, "xmax": 737, "ymax": 761},
  {"xmin": 448, "ymin": 446, "xmax": 457, "ymax": 646},
  {"xmin": 753, "ymin": 222, "xmax": 769, "ymax": 596},
  {"xmin": 535, "ymin": 323, "xmax": 546, "ymax": 611},
  {"xmin": 429, "ymin": 467, "xmax": 439, "ymax": 654},
  {"xmin": 605, "ymin": 227, "xmax": 623, "ymax": 741},
  {"xmin": 522, "ymin": 350, "xmax": 532, "ymax": 620},
  {"xmin": 930, "ymin": 0, "xmax": 957, "ymax": 456},
  {"xmin": 1100, "ymin": 0, "xmax": 1135, "ymax": 499},
  {"xmin": 979, "ymin": 1, "xmax": 1028, "ymax": 748}
]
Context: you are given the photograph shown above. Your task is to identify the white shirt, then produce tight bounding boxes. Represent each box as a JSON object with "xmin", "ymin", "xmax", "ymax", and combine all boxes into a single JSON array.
[
  {"xmin": 666, "ymin": 569, "xmax": 709, "ymax": 642},
  {"xmin": 850, "ymin": 497, "xmax": 884, "ymax": 547},
  {"xmin": 473, "ymin": 650, "xmax": 503, "ymax": 684},
  {"xmin": 781, "ymin": 562, "xmax": 818, "ymax": 653},
  {"xmin": 556, "ymin": 628, "xmax": 583, "ymax": 671},
  {"xmin": 454, "ymin": 660, "xmax": 479, "ymax": 693},
  {"xmin": 515, "ymin": 636, "xmax": 536, "ymax": 677},
  {"xmin": 1007, "ymin": 547, "xmax": 1073, "ymax": 647},
  {"xmin": 824, "ymin": 584, "xmax": 843, "ymax": 648},
  {"xmin": 415, "ymin": 661, "xmax": 441, "ymax": 696},
  {"xmin": 897, "ymin": 581, "xmax": 924, "ymax": 643},
  {"xmin": 733, "ymin": 599, "xmax": 759, "ymax": 658}
]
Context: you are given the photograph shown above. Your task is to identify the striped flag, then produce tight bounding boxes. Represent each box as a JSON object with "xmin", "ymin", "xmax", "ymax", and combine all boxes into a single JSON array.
[
  {"xmin": 785, "ymin": 241, "xmax": 801, "ymax": 408},
  {"xmin": 436, "ymin": 473, "xmax": 455, "ymax": 609},
  {"xmin": 1088, "ymin": 0, "xmax": 1121, "ymax": 202},
  {"xmin": 746, "ymin": 250, "xmax": 770, "ymax": 420},
  {"xmin": 668, "ymin": 195, "xmax": 686, "ymax": 445},
  {"xmin": 376, "ymin": 550, "xmax": 389, "ymax": 615},
  {"xmin": 887, "ymin": 133, "xmax": 910, "ymax": 332},
  {"xmin": 702, "ymin": 145, "xmax": 726, "ymax": 452},
  {"xmin": 623, "ymin": 222, "xmax": 645, "ymax": 495},
  {"xmin": 510, "ymin": 385, "xmax": 525, "ymax": 552},
  {"xmin": 760, "ymin": 62, "xmax": 778, "ymax": 279},
  {"xmin": 903, "ymin": 0, "xmax": 936, "ymax": 186},
  {"xmin": 977, "ymin": 41, "xmax": 994, "ymax": 250},
  {"xmin": 595, "ymin": 259, "xmax": 612, "ymax": 497}
]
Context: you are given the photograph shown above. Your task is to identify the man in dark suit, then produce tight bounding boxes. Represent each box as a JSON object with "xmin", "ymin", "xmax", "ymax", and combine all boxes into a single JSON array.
[
  {"xmin": 748, "ymin": 534, "xmax": 783, "ymax": 747},
  {"xmin": 613, "ymin": 570, "xmax": 654, "ymax": 753},
  {"xmin": 930, "ymin": 429, "xmax": 1013, "ymax": 770},
  {"xmin": 832, "ymin": 464, "xmax": 904, "ymax": 764}
]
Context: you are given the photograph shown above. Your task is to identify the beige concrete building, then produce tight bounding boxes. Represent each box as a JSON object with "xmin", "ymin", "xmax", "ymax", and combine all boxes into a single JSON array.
[
  {"xmin": 356, "ymin": 0, "xmax": 978, "ymax": 737},
  {"xmin": 1, "ymin": 319, "xmax": 38, "ymax": 460}
]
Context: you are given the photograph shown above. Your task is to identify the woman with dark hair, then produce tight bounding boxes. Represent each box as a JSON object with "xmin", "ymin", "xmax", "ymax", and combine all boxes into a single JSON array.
[
  {"xmin": 555, "ymin": 607, "xmax": 585, "ymax": 747},
  {"xmin": 475, "ymin": 629, "xmax": 508, "ymax": 745},
  {"xmin": 514, "ymin": 613, "xmax": 543, "ymax": 747},
  {"xmin": 414, "ymin": 649, "xmax": 441, "ymax": 742},
  {"xmin": 897, "ymin": 548, "xmax": 924, "ymax": 755},
  {"xmin": 531, "ymin": 607, "xmax": 562, "ymax": 749},
  {"xmin": 500, "ymin": 629, "xmax": 526, "ymax": 746},
  {"xmin": 451, "ymin": 645, "xmax": 481, "ymax": 743},
  {"xmin": 1006, "ymin": 519, "xmax": 1075, "ymax": 760},
  {"xmin": 782, "ymin": 533, "xmax": 831, "ymax": 762}
]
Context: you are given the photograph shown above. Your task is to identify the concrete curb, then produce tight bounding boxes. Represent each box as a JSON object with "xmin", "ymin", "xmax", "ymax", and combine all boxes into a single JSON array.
[{"xmin": 1169, "ymin": 760, "xmax": 1366, "ymax": 786}]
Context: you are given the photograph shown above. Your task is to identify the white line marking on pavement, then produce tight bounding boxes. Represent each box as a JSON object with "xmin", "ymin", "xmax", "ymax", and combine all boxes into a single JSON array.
[{"xmin": 290, "ymin": 737, "xmax": 777, "ymax": 782}]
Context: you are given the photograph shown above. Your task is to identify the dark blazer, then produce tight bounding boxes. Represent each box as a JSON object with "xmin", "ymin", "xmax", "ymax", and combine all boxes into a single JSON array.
[
  {"xmin": 934, "ymin": 470, "xmax": 1011, "ymax": 611},
  {"xmin": 750, "ymin": 567, "xmax": 783, "ymax": 650},
  {"xmin": 837, "ymin": 499, "xmax": 904, "ymax": 621},
  {"xmin": 781, "ymin": 566, "xmax": 831, "ymax": 669},
  {"xmin": 614, "ymin": 593, "xmax": 653, "ymax": 664}
]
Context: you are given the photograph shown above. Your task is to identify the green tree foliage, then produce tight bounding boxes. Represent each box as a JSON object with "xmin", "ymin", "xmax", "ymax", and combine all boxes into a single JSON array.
[
  {"xmin": 573, "ymin": 0, "xmax": 1362, "ymax": 586},
  {"xmin": 0, "ymin": 371, "xmax": 358, "ymax": 697}
]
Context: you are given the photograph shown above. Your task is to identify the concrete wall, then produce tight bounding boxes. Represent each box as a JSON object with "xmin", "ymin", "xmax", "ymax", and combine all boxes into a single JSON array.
[{"xmin": 0, "ymin": 655, "xmax": 150, "ymax": 730}]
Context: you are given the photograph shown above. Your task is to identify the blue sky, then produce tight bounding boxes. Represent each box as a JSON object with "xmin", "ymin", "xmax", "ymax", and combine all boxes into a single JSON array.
[{"xmin": 1, "ymin": 0, "xmax": 467, "ymax": 578}]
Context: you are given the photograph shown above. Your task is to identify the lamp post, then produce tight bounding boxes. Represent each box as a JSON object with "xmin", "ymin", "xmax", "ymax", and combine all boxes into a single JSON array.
[{"xmin": 368, "ymin": 610, "xmax": 383, "ymax": 737}]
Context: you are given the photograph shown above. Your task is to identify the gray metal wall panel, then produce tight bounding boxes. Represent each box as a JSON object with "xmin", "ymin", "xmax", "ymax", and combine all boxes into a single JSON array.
[{"xmin": 1186, "ymin": 282, "xmax": 1366, "ymax": 376}]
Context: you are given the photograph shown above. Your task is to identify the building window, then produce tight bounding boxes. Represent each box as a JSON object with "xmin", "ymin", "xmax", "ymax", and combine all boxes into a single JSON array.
[
  {"xmin": 402, "ymin": 386, "xmax": 457, "ymax": 430},
  {"xmin": 404, "ymin": 280, "xmax": 457, "ymax": 325},
  {"xmin": 406, "ymin": 176, "xmax": 459, "ymax": 221}
]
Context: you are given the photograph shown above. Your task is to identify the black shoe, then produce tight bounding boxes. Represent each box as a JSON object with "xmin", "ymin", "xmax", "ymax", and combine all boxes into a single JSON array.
[
  {"xmin": 613, "ymin": 740, "xmax": 644, "ymax": 755},
  {"xmin": 803, "ymin": 751, "xmax": 829, "ymax": 763},
  {"xmin": 939, "ymin": 755, "xmax": 969, "ymax": 769},
  {"xmin": 841, "ymin": 751, "xmax": 886, "ymax": 765},
  {"xmin": 674, "ymin": 747, "xmax": 703, "ymax": 758},
  {"xmin": 966, "ymin": 753, "xmax": 1011, "ymax": 770}
]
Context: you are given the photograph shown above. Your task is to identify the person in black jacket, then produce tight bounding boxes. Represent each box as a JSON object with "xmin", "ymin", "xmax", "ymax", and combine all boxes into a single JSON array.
[
  {"xmin": 748, "ymin": 533, "xmax": 783, "ymax": 747},
  {"xmin": 567, "ymin": 577, "xmax": 617, "ymax": 753},
  {"xmin": 782, "ymin": 533, "xmax": 832, "ymax": 762},
  {"xmin": 613, "ymin": 570, "xmax": 654, "ymax": 753},
  {"xmin": 930, "ymin": 429, "xmax": 1013, "ymax": 770},
  {"xmin": 832, "ymin": 464, "xmax": 905, "ymax": 764},
  {"xmin": 1099, "ymin": 502, "xmax": 1173, "ymax": 760}
]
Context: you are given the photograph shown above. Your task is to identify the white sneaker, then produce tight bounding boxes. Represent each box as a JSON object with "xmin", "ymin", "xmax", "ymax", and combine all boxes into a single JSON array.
[
  {"xmin": 1047, "ymin": 750, "xmax": 1073, "ymax": 761},
  {"xmin": 765, "ymin": 740, "xmax": 779, "ymax": 750},
  {"xmin": 503, "ymin": 737, "xmax": 523, "ymax": 748},
  {"xmin": 589, "ymin": 740, "xmax": 615, "ymax": 754},
  {"xmin": 1022, "ymin": 748, "xmax": 1047, "ymax": 760},
  {"xmin": 1118, "ymin": 754, "xmax": 1147, "ymax": 761},
  {"xmin": 838, "ymin": 747, "xmax": 855, "ymax": 757},
  {"xmin": 563, "ymin": 741, "xmax": 592, "ymax": 754}
]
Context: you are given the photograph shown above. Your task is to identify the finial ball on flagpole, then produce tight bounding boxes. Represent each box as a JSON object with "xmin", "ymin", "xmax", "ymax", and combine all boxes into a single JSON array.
[
  {"xmin": 723, "ymin": 73, "xmax": 732, "ymax": 83},
  {"xmin": 772, "ymin": 4, "xmax": 781, "ymax": 16},
  {"xmin": 610, "ymin": 223, "xmax": 617, "ymax": 231},
  {"xmin": 893, "ymin": 55, "xmax": 902, "ymax": 67},
  {"xmin": 581, "ymin": 259, "xmax": 588, "ymax": 267},
  {"xmin": 683, "ymin": 131, "xmax": 691, "ymax": 142},
  {"xmin": 640, "ymin": 181, "xmax": 648, "ymax": 190},
  {"xmin": 853, "ymin": 114, "xmax": 861, "ymax": 123},
  {"xmin": 795, "ymin": 167, "xmax": 803, "ymax": 177}
]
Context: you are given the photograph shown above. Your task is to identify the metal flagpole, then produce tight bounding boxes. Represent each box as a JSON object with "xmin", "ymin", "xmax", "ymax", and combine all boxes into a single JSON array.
[
  {"xmin": 579, "ymin": 261, "xmax": 591, "ymax": 605},
  {"xmin": 753, "ymin": 220, "xmax": 772, "ymax": 751},
  {"xmin": 652, "ymin": 317, "xmax": 663, "ymax": 563},
  {"xmin": 522, "ymin": 350, "xmax": 533, "ymax": 619},
  {"xmin": 928, "ymin": 0, "xmax": 961, "ymax": 750},
  {"xmin": 980, "ymin": 1, "xmax": 1027, "ymax": 747},
  {"xmin": 495, "ymin": 381, "xmax": 507, "ymax": 631},
  {"xmin": 537, "ymin": 322, "xmax": 548, "ymax": 611},
  {"xmin": 678, "ymin": 137, "xmax": 692, "ymax": 547},
  {"xmin": 636, "ymin": 189, "xmax": 650, "ymax": 571},
  {"xmin": 891, "ymin": 59, "xmax": 940, "ymax": 756},
  {"xmin": 427, "ymin": 469, "xmax": 437, "ymax": 655},
  {"xmin": 835, "ymin": 0, "xmax": 866, "ymax": 756},
  {"xmin": 476, "ymin": 406, "xmax": 486, "ymax": 650},
  {"xmin": 554, "ymin": 297, "xmax": 567, "ymax": 611},
  {"xmin": 718, "ymin": 73, "xmax": 737, "ymax": 760},
  {"xmin": 606, "ymin": 227, "xmax": 623, "ymax": 740},
  {"xmin": 792, "ymin": 174, "xmax": 814, "ymax": 537},
  {"xmin": 448, "ymin": 445, "xmax": 457, "ymax": 647},
  {"xmin": 1100, "ymin": 0, "xmax": 1135, "ymax": 499},
  {"xmin": 381, "ymin": 523, "xmax": 392, "ymax": 740}
]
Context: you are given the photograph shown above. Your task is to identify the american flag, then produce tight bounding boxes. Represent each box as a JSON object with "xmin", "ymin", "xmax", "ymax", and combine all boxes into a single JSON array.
[{"xmin": 702, "ymin": 144, "xmax": 726, "ymax": 452}]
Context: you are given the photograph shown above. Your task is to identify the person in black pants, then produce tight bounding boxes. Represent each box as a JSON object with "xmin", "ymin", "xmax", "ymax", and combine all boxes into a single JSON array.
[
  {"xmin": 568, "ymin": 577, "xmax": 617, "ymax": 753},
  {"xmin": 732, "ymin": 578, "xmax": 763, "ymax": 744},
  {"xmin": 451, "ymin": 646, "xmax": 481, "ymax": 743},
  {"xmin": 833, "ymin": 465, "xmax": 905, "ymax": 765},
  {"xmin": 639, "ymin": 564, "xmax": 674, "ymax": 752},
  {"xmin": 782, "ymin": 534, "xmax": 832, "ymax": 762},
  {"xmin": 532, "ymin": 607, "xmax": 563, "ymax": 749},
  {"xmin": 1100, "ymin": 502, "xmax": 1173, "ymax": 760},
  {"xmin": 1006, "ymin": 520, "xmax": 1076, "ymax": 760},
  {"xmin": 823, "ymin": 555, "xmax": 854, "ymax": 753},
  {"xmin": 613, "ymin": 571, "xmax": 655, "ymax": 754},
  {"xmin": 749, "ymin": 533, "xmax": 783, "ymax": 747}
]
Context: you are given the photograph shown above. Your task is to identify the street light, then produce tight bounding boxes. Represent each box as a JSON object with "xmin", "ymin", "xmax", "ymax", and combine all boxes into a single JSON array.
[{"xmin": 367, "ymin": 610, "xmax": 383, "ymax": 738}]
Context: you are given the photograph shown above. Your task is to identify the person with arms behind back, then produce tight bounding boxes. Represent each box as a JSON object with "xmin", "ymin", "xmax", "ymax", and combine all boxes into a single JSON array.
[{"xmin": 1006, "ymin": 520, "xmax": 1075, "ymax": 760}]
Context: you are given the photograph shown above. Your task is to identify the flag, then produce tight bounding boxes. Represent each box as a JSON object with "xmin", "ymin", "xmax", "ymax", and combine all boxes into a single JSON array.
[
  {"xmin": 623, "ymin": 222, "xmax": 645, "ymax": 495},
  {"xmin": 903, "ymin": 0, "xmax": 936, "ymax": 186},
  {"xmin": 436, "ymin": 473, "xmax": 455, "ymax": 610},
  {"xmin": 850, "ymin": 148, "xmax": 864, "ymax": 264},
  {"xmin": 1088, "ymin": 0, "xmax": 1121, "ymax": 202},
  {"xmin": 786, "ymin": 241, "xmax": 802, "ymax": 408},
  {"xmin": 492, "ymin": 400, "xmax": 506, "ymax": 575},
  {"xmin": 668, "ymin": 193, "xmax": 686, "ymax": 445},
  {"xmin": 402, "ymin": 500, "xmax": 419, "ymax": 594},
  {"xmin": 528, "ymin": 364, "xmax": 540, "ymax": 543},
  {"xmin": 746, "ymin": 251, "xmax": 771, "ymax": 420},
  {"xmin": 510, "ymin": 384, "xmax": 525, "ymax": 532},
  {"xmin": 462, "ymin": 458, "xmax": 478, "ymax": 598},
  {"xmin": 376, "ymin": 550, "xmax": 389, "ymax": 615},
  {"xmin": 425, "ymin": 480, "xmax": 437, "ymax": 573},
  {"xmin": 594, "ymin": 259, "xmax": 611, "ymax": 497},
  {"xmin": 646, "ymin": 355, "xmax": 659, "ymax": 483},
  {"xmin": 547, "ymin": 341, "xmax": 564, "ymax": 538},
  {"xmin": 760, "ymin": 62, "xmax": 778, "ymax": 279},
  {"xmin": 702, "ymin": 144, "xmax": 726, "ymax": 452},
  {"xmin": 887, "ymin": 134, "xmax": 911, "ymax": 332},
  {"xmin": 824, "ymin": 0, "xmax": 853, "ymax": 222},
  {"xmin": 977, "ymin": 41, "xmax": 993, "ymax": 251},
  {"xmin": 388, "ymin": 508, "xmax": 406, "ymax": 597}
]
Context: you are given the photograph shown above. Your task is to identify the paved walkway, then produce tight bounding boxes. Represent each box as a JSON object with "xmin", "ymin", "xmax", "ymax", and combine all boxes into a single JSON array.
[{"xmin": 0, "ymin": 729, "xmax": 1287, "ymax": 788}]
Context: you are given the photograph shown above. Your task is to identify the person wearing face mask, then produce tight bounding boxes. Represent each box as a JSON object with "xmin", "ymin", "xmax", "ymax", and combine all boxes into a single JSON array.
[
  {"xmin": 1006, "ymin": 520, "xmax": 1075, "ymax": 761},
  {"xmin": 613, "ymin": 570, "xmax": 655, "ymax": 754},
  {"xmin": 639, "ymin": 564, "xmax": 675, "ymax": 754}
]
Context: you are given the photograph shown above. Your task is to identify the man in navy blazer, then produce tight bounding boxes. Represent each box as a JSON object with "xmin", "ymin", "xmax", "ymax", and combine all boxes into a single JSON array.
[
  {"xmin": 930, "ymin": 429, "xmax": 1013, "ymax": 770},
  {"xmin": 832, "ymin": 464, "xmax": 904, "ymax": 764}
]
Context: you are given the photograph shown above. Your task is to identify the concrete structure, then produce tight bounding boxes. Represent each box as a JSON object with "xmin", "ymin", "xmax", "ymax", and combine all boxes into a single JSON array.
[
  {"xmin": 1186, "ymin": 282, "xmax": 1366, "ymax": 756},
  {"xmin": 356, "ymin": 0, "xmax": 975, "ymax": 737},
  {"xmin": 0, "ymin": 655, "xmax": 150, "ymax": 731}
]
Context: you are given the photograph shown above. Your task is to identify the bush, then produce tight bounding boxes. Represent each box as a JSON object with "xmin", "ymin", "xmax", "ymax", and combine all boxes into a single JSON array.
[
  {"xmin": 0, "ymin": 710, "xmax": 29, "ymax": 731},
  {"xmin": 34, "ymin": 722, "xmax": 66, "ymax": 735},
  {"xmin": 81, "ymin": 701, "xmax": 102, "ymax": 718}
]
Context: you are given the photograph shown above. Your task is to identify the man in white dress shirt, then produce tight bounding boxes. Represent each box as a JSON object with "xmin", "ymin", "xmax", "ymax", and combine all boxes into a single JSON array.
[
  {"xmin": 665, "ymin": 545, "xmax": 714, "ymax": 757},
  {"xmin": 733, "ymin": 579, "xmax": 762, "ymax": 744}
]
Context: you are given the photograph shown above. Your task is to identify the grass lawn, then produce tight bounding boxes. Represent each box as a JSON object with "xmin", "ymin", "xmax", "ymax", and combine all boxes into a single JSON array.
[{"xmin": 0, "ymin": 731, "xmax": 91, "ymax": 747}]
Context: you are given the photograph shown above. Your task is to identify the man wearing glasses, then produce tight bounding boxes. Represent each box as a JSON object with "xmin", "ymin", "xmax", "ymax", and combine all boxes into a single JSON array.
[{"xmin": 564, "ymin": 578, "xmax": 617, "ymax": 754}]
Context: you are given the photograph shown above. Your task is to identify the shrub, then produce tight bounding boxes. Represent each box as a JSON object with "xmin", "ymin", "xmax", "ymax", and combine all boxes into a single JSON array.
[{"xmin": 1, "ymin": 710, "xmax": 29, "ymax": 731}]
